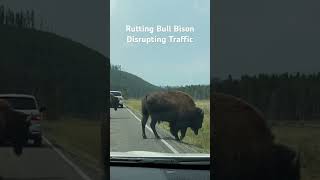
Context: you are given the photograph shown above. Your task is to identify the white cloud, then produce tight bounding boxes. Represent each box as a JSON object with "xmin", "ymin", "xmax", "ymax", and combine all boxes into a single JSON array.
[{"xmin": 193, "ymin": 0, "xmax": 210, "ymax": 15}]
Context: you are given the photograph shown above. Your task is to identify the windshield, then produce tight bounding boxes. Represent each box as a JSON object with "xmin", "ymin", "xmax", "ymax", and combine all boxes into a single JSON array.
[
  {"xmin": 1, "ymin": 97, "xmax": 37, "ymax": 110},
  {"xmin": 110, "ymin": 0, "xmax": 210, "ymax": 160}
]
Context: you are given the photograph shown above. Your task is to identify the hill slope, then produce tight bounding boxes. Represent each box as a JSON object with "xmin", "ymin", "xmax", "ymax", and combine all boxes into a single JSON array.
[
  {"xmin": 111, "ymin": 67, "xmax": 210, "ymax": 99},
  {"xmin": 110, "ymin": 68, "xmax": 162, "ymax": 98},
  {"xmin": 0, "ymin": 24, "xmax": 108, "ymax": 119}
]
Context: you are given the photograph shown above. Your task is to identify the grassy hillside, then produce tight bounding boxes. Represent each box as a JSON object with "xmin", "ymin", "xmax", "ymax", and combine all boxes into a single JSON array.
[
  {"xmin": 0, "ymin": 24, "xmax": 107, "ymax": 174},
  {"xmin": 110, "ymin": 68, "xmax": 161, "ymax": 98},
  {"xmin": 0, "ymin": 24, "xmax": 108, "ymax": 119}
]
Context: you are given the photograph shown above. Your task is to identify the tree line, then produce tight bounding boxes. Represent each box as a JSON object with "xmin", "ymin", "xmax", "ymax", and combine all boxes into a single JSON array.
[
  {"xmin": 0, "ymin": 5, "xmax": 35, "ymax": 29},
  {"xmin": 165, "ymin": 85, "xmax": 210, "ymax": 100},
  {"xmin": 0, "ymin": 5, "xmax": 50, "ymax": 31},
  {"xmin": 213, "ymin": 73, "xmax": 320, "ymax": 121},
  {"xmin": 111, "ymin": 64, "xmax": 210, "ymax": 99}
]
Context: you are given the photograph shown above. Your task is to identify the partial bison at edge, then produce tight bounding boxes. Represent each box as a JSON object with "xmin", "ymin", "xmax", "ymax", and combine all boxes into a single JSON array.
[
  {"xmin": 0, "ymin": 99, "xmax": 30, "ymax": 156},
  {"xmin": 212, "ymin": 93, "xmax": 300, "ymax": 180},
  {"xmin": 141, "ymin": 91, "xmax": 204, "ymax": 141}
]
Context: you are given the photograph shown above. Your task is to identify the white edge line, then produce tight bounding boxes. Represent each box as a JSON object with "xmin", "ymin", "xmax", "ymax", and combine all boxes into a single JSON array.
[
  {"xmin": 43, "ymin": 136, "xmax": 92, "ymax": 180},
  {"xmin": 124, "ymin": 106, "xmax": 179, "ymax": 154}
]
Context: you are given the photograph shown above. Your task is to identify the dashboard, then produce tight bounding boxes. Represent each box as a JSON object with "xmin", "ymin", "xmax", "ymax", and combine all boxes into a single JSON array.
[{"xmin": 111, "ymin": 166, "xmax": 210, "ymax": 180}]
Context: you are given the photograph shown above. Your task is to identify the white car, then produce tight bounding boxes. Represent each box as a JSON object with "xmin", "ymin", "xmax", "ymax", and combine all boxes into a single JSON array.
[
  {"xmin": 110, "ymin": 91, "xmax": 124, "ymax": 108},
  {"xmin": 0, "ymin": 94, "xmax": 46, "ymax": 146}
]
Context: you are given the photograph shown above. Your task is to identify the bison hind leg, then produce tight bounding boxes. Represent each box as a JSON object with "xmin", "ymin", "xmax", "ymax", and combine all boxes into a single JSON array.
[
  {"xmin": 150, "ymin": 118, "xmax": 160, "ymax": 139},
  {"xmin": 141, "ymin": 113, "xmax": 149, "ymax": 139},
  {"xmin": 180, "ymin": 128, "xmax": 187, "ymax": 141},
  {"xmin": 169, "ymin": 123, "xmax": 180, "ymax": 141}
]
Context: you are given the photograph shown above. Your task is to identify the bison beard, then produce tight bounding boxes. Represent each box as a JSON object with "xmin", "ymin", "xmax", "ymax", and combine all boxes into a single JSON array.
[
  {"xmin": 141, "ymin": 91, "xmax": 204, "ymax": 141},
  {"xmin": 0, "ymin": 99, "xmax": 30, "ymax": 156},
  {"xmin": 213, "ymin": 93, "xmax": 300, "ymax": 180}
]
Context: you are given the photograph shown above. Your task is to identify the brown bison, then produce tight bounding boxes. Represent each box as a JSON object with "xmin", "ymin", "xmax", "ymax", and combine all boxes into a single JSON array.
[
  {"xmin": 213, "ymin": 93, "xmax": 300, "ymax": 180},
  {"xmin": 0, "ymin": 99, "xmax": 30, "ymax": 156},
  {"xmin": 110, "ymin": 93, "xmax": 119, "ymax": 111},
  {"xmin": 141, "ymin": 91, "xmax": 204, "ymax": 141}
]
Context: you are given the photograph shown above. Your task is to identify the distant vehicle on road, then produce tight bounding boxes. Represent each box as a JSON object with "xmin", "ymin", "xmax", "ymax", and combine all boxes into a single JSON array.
[
  {"xmin": 110, "ymin": 91, "xmax": 124, "ymax": 108},
  {"xmin": 110, "ymin": 93, "xmax": 119, "ymax": 111},
  {"xmin": 0, "ymin": 94, "xmax": 46, "ymax": 146}
]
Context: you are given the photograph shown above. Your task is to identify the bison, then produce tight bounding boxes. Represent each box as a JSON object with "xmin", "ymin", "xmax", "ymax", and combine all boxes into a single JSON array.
[
  {"xmin": 110, "ymin": 93, "xmax": 119, "ymax": 111},
  {"xmin": 212, "ymin": 93, "xmax": 300, "ymax": 180},
  {"xmin": 141, "ymin": 91, "xmax": 204, "ymax": 141},
  {"xmin": 0, "ymin": 99, "xmax": 30, "ymax": 156}
]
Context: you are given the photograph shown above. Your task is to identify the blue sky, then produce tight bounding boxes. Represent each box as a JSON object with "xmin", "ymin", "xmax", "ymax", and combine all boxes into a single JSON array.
[{"xmin": 111, "ymin": 0, "xmax": 210, "ymax": 86}]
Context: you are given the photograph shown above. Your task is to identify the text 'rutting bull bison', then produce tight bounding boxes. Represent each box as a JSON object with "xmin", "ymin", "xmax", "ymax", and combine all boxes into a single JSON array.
[
  {"xmin": 0, "ymin": 99, "xmax": 30, "ymax": 156},
  {"xmin": 141, "ymin": 91, "xmax": 204, "ymax": 141}
]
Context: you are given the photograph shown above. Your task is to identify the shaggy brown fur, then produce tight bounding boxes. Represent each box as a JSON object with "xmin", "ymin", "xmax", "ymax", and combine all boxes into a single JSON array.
[
  {"xmin": 212, "ymin": 93, "xmax": 300, "ymax": 180},
  {"xmin": 141, "ymin": 91, "xmax": 204, "ymax": 141}
]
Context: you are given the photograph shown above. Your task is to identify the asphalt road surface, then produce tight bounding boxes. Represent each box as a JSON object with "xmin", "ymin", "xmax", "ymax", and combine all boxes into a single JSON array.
[
  {"xmin": 0, "ymin": 138, "xmax": 92, "ymax": 180},
  {"xmin": 110, "ymin": 106, "xmax": 202, "ymax": 154}
]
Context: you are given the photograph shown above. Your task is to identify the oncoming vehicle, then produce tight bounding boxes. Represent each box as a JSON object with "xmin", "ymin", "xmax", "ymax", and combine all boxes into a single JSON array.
[
  {"xmin": 0, "ymin": 94, "xmax": 46, "ymax": 146},
  {"xmin": 110, "ymin": 91, "xmax": 124, "ymax": 108}
]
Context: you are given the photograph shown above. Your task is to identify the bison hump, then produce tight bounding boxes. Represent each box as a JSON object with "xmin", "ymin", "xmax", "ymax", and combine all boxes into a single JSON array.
[{"xmin": 145, "ymin": 91, "xmax": 196, "ymax": 112}]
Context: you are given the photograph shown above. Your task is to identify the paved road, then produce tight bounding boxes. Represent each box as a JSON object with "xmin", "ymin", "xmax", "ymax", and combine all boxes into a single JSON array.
[
  {"xmin": 0, "ymin": 138, "xmax": 92, "ymax": 180},
  {"xmin": 110, "ymin": 106, "xmax": 201, "ymax": 154}
]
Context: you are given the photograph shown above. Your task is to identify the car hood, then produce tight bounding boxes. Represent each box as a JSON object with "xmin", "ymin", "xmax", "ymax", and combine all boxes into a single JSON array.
[
  {"xmin": 14, "ymin": 109, "xmax": 40, "ymax": 115},
  {"xmin": 110, "ymin": 151, "xmax": 210, "ymax": 158}
]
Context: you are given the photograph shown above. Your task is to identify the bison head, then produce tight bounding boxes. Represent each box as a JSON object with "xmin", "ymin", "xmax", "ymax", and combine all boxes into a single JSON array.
[
  {"xmin": 271, "ymin": 144, "xmax": 300, "ymax": 180},
  {"xmin": 191, "ymin": 107, "xmax": 204, "ymax": 135},
  {"xmin": 6, "ymin": 110, "xmax": 30, "ymax": 156}
]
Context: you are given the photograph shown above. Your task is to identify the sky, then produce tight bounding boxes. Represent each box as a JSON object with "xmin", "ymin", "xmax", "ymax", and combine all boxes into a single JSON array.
[
  {"xmin": 213, "ymin": 0, "xmax": 320, "ymax": 79},
  {"xmin": 111, "ymin": 0, "xmax": 210, "ymax": 86},
  {"xmin": 0, "ymin": 0, "xmax": 109, "ymax": 57}
]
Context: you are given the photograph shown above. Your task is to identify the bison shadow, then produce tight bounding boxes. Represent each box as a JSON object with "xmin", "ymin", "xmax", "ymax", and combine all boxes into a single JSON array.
[{"xmin": 144, "ymin": 136, "xmax": 204, "ymax": 149}]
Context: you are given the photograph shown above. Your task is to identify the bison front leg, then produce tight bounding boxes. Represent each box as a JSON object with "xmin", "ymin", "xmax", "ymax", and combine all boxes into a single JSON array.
[
  {"xmin": 180, "ymin": 128, "xmax": 187, "ymax": 141},
  {"xmin": 150, "ymin": 119, "xmax": 160, "ymax": 139},
  {"xmin": 169, "ymin": 122, "xmax": 180, "ymax": 141}
]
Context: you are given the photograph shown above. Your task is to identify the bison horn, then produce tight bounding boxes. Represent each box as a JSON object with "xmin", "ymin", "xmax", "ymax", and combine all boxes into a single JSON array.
[{"xmin": 197, "ymin": 108, "xmax": 204, "ymax": 115}]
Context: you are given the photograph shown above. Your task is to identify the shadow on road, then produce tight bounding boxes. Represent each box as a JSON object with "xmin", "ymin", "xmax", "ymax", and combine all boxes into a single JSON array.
[
  {"xmin": 145, "ymin": 136, "xmax": 205, "ymax": 150},
  {"xmin": 0, "ymin": 143, "xmax": 49, "ymax": 148}
]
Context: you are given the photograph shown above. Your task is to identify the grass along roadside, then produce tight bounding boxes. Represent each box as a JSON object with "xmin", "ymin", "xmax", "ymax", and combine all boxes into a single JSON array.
[
  {"xmin": 125, "ymin": 99, "xmax": 210, "ymax": 153},
  {"xmin": 42, "ymin": 117, "xmax": 102, "ymax": 171},
  {"xmin": 272, "ymin": 125, "xmax": 320, "ymax": 180}
]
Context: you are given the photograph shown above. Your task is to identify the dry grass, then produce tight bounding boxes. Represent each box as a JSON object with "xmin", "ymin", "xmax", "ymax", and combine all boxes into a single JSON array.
[
  {"xmin": 272, "ymin": 124, "xmax": 320, "ymax": 180},
  {"xmin": 42, "ymin": 117, "xmax": 101, "ymax": 169}
]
